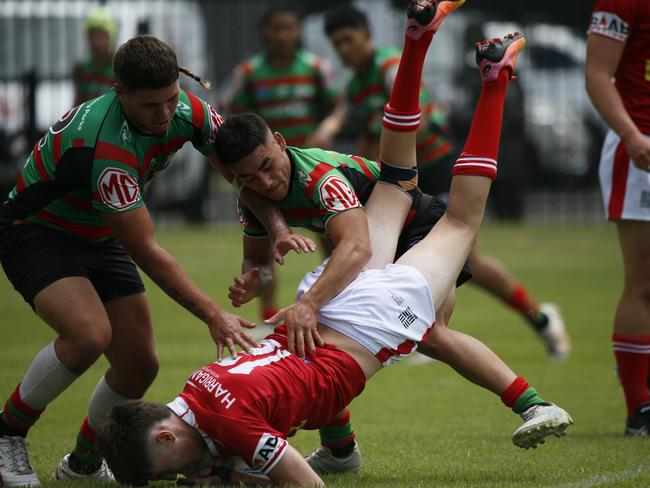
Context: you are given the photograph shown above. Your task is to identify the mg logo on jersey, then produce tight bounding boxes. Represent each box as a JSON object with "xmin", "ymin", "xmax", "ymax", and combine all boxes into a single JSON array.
[
  {"xmin": 98, "ymin": 168, "xmax": 140, "ymax": 210},
  {"xmin": 176, "ymin": 100, "xmax": 191, "ymax": 112},
  {"xmin": 318, "ymin": 175, "xmax": 360, "ymax": 212}
]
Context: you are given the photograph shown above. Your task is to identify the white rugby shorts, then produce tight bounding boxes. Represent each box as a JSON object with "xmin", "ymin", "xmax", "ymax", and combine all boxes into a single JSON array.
[
  {"xmin": 296, "ymin": 260, "xmax": 436, "ymax": 367},
  {"xmin": 599, "ymin": 130, "xmax": 650, "ymax": 221}
]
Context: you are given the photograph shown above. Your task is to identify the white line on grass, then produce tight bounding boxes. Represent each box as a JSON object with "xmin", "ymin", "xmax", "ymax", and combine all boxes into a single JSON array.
[{"xmin": 552, "ymin": 466, "xmax": 649, "ymax": 488}]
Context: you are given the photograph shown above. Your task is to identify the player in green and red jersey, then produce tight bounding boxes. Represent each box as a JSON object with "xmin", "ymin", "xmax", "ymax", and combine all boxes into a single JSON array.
[
  {"xmin": 73, "ymin": 7, "xmax": 118, "ymax": 106},
  {"xmin": 221, "ymin": 6, "xmax": 343, "ymax": 322},
  {"xmin": 0, "ymin": 36, "xmax": 312, "ymax": 487},
  {"xmin": 321, "ymin": 5, "xmax": 570, "ymax": 361}
]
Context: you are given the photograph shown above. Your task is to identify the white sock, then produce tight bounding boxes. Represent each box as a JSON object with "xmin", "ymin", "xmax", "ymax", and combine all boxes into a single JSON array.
[
  {"xmin": 87, "ymin": 376, "xmax": 133, "ymax": 431},
  {"xmin": 18, "ymin": 342, "xmax": 78, "ymax": 410}
]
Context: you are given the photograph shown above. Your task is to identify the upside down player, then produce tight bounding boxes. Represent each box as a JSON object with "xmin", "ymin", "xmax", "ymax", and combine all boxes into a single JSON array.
[
  {"xmin": 97, "ymin": 2, "xmax": 573, "ymax": 486},
  {"xmin": 0, "ymin": 35, "xmax": 312, "ymax": 486}
]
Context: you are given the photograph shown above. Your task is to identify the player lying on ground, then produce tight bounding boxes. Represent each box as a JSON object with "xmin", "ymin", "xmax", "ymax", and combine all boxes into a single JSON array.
[
  {"xmin": 96, "ymin": 4, "xmax": 573, "ymax": 487},
  {"xmin": 215, "ymin": 0, "xmax": 567, "ymax": 475}
]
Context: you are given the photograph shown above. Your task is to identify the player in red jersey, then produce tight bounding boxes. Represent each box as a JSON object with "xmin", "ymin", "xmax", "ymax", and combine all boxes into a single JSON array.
[
  {"xmin": 0, "ymin": 36, "xmax": 312, "ymax": 486},
  {"xmin": 96, "ymin": 2, "xmax": 572, "ymax": 486},
  {"xmin": 586, "ymin": 0, "xmax": 650, "ymax": 436}
]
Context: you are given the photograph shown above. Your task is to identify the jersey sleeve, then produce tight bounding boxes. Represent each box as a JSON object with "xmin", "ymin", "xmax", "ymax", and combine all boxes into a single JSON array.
[
  {"xmin": 589, "ymin": 0, "xmax": 635, "ymax": 43},
  {"xmin": 238, "ymin": 197, "xmax": 268, "ymax": 237},
  {"xmin": 312, "ymin": 170, "xmax": 362, "ymax": 228},
  {"xmin": 91, "ymin": 154, "xmax": 144, "ymax": 214},
  {"xmin": 183, "ymin": 90, "xmax": 223, "ymax": 157}
]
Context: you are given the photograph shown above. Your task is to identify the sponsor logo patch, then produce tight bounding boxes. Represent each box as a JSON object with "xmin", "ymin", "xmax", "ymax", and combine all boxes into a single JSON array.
[
  {"xmin": 318, "ymin": 175, "xmax": 360, "ymax": 212},
  {"xmin": 398, "ymin": 306, "xmax": 418, "ymax": 330},
  {"xmin": 98, "ymin": 168, "xmax": 140, "ymax": 210},
  {"xmin": 589, "ymin": 11, "xmax": 630, "ymax": 42},
  {"xmin": 253, "ymin": 433, "xmax": 286, "ymax": 471},
  {"xmin": 50, "ymin": 105, "xmax": 81, "ymax": 135}
]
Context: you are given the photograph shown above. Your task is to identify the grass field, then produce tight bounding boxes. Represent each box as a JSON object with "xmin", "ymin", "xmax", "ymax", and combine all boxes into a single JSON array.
[{"xmin": 2, "ymin": 223, "xmax": 649, "ymax": 487}]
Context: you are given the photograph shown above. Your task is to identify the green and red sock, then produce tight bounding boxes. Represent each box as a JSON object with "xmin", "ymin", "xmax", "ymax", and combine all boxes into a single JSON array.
[
  {"xmin": 0, "ymin": 384, "xmax": 44, "ymax": 437},
  {"xmin": 318, "ymin": 409, "xmax": 356, "ymax": 458},
  {"xmin": 501, "ymin": 377, "xmax": 546, "ymax": 414},
  {"xmin": 69, "ymin": 416, "xmax": 103, "ymax": 473}
]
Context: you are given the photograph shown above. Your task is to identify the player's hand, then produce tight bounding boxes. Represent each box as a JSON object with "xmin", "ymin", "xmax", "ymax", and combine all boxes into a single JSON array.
[
  {"xmin": 623, "ymin": 131, "xmax": 650, "ymax": 172},
  {"xmin": 265, "ymin": 300, "xmax": 324, "ymax": 357},
  {"xmin": 228, "ymin": 268, "xmax": 263, "ymax": 307},
  {"xmin": 272, "ymin": 232, "xmax": 317, "ymax": 265},
  {"xmin": 207, "ymin": 311, "xmax": 257, "ymax": 361}
]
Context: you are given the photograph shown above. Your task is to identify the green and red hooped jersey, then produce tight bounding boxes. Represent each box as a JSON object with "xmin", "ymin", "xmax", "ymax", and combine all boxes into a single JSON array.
[
  {"xmin": 239, "ymin": 147, "xmax": 379, "ymax": 238},
  {"xmin": 73, "ymin": 57, "xmax": 115, "ymax": 102},
  {"xmin": 346, "ymin": 46, "xmax": 453, "ymax": 170},
  {"xmin": 0, "ymin": 89, "xmax": 220, "ymax": 242},
  {"xmin": 223, "ymin": 49, "xmax": 338, "ymax": 147}
]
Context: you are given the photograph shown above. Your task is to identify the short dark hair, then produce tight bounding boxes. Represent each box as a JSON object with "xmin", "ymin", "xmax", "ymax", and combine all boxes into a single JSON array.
[
  {"xmin": 324, "ymin": 6, "xmax": 369, "ymax": 36},
  {"xmin": 214, "ymin": 113, "xmax": 272, "ymax": 165},
  {"xmin": 260, "ymin": 5, "xmax": 301, "ymax": 29},
  {"xmin": 96, "ymin": 400, "xmax": 172, "ymax": 486},
  {"xmin": 113, "ymin": 35, "xmax": 179, "ymax": 92}
]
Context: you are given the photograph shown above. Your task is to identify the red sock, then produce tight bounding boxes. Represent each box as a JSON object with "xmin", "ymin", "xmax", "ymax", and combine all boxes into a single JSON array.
[
  {"xmin": 386, "ymin": 24, "xmax": 434, "ymax": 115},
  {"xmin": 0, "ymin": 384, "xmax": 45, "ymax": 436},
  {"xmin": 612, "ymin": 333, "xmax": 650, "ymax": 418},
  {"xmin": 500, "ymin": 376, "xmax": 529, "ymax": 408},
  {"xmin": 452, "ymin": 70, "xmax": 510, "ymax": 180},
  {"xmin": 506, "ymin": 284, "xmax": 539, "ymax": 321}
]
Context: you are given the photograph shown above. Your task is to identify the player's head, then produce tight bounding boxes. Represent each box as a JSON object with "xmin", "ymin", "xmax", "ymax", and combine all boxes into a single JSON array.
[
  {"xmin": 84, "ymin": 7, "xmax": 118, "ymax": 58},
  {"xmin": 113, "ymin": 35, "xmax": 210, "ymax": 136},
  {"xmin": 214, "ymin": 113, "xmax": 292, "ymax": 201},
  {"xmin": 324, "ymin": 6, "xmax": 373, "ymax": 70},
  {"xmin": 260, "ymin": 6, "xmax": 301, "ymax": 57},
  {"xmin": 97, "ymin": 400, "xmax": 214, "ymax": 484}
]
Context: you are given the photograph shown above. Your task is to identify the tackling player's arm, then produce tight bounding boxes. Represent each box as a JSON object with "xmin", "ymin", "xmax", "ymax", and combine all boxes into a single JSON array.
[
  {"xmin": 228, "ymin": 234, "xmax": 275, "ymax": 308},
  {"xmin": 586, "ymin": 26, "xmax": 650, "ymax": 170},
  {"xmin": 103, "ymin": 205, "xmax": 257, "ymax": 359},
  {"xmin": 268, "ymin": 207, "xmax": 371, "ymax": 357},
  {"xmin": 207, "ymin": 153, "xmax": 315, "ymax": 264}
]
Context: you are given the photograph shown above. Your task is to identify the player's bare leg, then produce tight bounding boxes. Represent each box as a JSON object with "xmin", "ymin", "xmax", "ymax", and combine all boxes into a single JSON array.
[
  {"xmin": 398, "ymin": 32, "xmax": 572, "ymax": 449},
  {"xmin": 1, "ymin": 278, "xmax": 110, "ymax": 487},
  {"xmin": 365, "ymin": 0, "xmax": 464, "ymax": 269},
  {"xmin": 613, "ymin": 220, "xmax": 650, "ymax": 435},
  {"xmin": 56, "ymin": 293, "xmax": 158, "ymax": 480}
]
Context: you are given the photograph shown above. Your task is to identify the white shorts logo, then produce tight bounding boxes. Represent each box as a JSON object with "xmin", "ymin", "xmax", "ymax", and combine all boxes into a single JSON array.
[
  {"xmin": 318, "ymin": 175, "xmax": 360, "ymax": 213},
  {"xmin": 98, "ymin": 168, "xmax": 140, "ymax": 210}
]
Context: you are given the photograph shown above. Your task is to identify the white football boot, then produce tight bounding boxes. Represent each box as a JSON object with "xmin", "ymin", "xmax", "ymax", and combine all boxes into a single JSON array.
[
  {"xmin": 512, "ymin": 403, "xmax": 573, "ymax": 449},
  {"xmin": 305, "ymin": 444, "xmax": 362, "ymax": 475},
  {"xmin": 539, "ymin": 303, "xmax": 571, "ymax": 360},
  {"xmin": 54, "ymin": 453, "xmax": 114, "ymax": 481},
  {"xmin": 0, "ymin": 435, "xmax": 40, "ymax": 487}
]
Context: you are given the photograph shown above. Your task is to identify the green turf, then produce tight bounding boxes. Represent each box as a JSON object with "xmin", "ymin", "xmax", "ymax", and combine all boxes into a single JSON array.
[{"xmin": 2, "ymin": 223, "xmax": 649, "ymax": 487}]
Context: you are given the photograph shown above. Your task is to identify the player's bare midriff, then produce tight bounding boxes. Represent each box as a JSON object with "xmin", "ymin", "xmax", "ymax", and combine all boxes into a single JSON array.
[{"xmin": 317, "ymin": 323, "xmax": 382, "ymax": 379}]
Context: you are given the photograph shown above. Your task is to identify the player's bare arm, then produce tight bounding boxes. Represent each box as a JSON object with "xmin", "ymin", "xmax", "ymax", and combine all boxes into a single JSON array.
[
  {"xmin": 586, "ymin": 33, "xmax": 650, "ymax": 170},
  {"xmin": 267, "ymin": 445, "xmax": 324, "ymax": 487},
  {"xmin": 103, "ymin": 205, "xmax": 257, "ymax": 359},
  {"xmin": 208, "ymin": 153, "xmax": 316, "ymax": 263},
  {"xmin": 267, "ymin": 208, "xmax": 371, "ymax": 357},
  {"xmin": 229, "ymin": 235, "xmax": 275, "ymax": 307}
]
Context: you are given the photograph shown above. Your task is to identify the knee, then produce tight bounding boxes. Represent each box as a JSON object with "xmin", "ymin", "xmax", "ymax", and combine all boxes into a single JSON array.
[{"xmin": 66, "ymin": 319, "xmax": 112, "ymax": 360}]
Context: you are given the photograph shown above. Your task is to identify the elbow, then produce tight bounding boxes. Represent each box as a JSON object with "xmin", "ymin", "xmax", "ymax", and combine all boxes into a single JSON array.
[{"xmin": 350, "ymin": 239, "xmax": 372, "ymax": 267}]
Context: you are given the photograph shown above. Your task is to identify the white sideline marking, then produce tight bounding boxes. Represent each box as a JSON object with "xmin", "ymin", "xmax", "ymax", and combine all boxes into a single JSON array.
[{"xmin": 551, "ymin": 466, "xmax": 649, "ymax": 488}]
